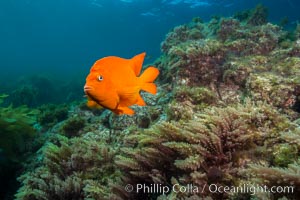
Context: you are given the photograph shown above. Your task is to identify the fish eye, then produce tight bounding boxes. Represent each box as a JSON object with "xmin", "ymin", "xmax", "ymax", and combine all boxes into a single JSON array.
[{"xmin": 98, "ymin": 75, "xmax": 103, "ymax": 81}]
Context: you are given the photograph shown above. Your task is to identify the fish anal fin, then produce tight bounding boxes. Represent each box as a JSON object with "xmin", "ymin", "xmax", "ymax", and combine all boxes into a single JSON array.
[
  {"xmin": 131, "ymin": 52, "xmax": 146, "ymax": 76},
  {"xmin": 113, "ymin": 106, "xmax": 135, "ymax": 115},
  {"xmin": 136, "ymin": 94, "xmax": 146, "ymax": 106},
  {"xmin": 118, "ymin": 86, "xmax": 140, "ymax": 106}
]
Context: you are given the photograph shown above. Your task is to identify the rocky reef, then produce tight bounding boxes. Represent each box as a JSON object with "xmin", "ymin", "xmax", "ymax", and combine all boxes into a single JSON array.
[{"xmin": 12, "ymin": 5, "xmax": 300, "ymax": 200}]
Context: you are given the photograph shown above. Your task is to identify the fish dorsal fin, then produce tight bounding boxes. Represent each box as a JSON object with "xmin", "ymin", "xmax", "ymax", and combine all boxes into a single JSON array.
[{"xmin": 130, "ymin": 52, "xmax": 146, "ymax": 76}]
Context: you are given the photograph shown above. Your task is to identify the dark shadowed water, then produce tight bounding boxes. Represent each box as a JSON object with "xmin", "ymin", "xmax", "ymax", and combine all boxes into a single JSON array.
[{"xmin": 0, "ymin": 0, "xmax": 299, "ymax": 100}]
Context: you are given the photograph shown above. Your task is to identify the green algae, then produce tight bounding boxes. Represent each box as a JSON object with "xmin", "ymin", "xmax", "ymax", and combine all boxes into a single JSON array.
[{"xmin": 0, "ymin": 95, "xmax": 38, "ymax": 162}]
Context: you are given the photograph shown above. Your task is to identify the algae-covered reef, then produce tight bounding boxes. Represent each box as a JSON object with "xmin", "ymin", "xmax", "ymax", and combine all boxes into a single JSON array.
[
  {"xmin": 14, "ymin": 5, "xmax": 300, "ymax": 200},
  {"xmin": 15, "ymin": 134, "xmax": 120, "ymax": 200}
]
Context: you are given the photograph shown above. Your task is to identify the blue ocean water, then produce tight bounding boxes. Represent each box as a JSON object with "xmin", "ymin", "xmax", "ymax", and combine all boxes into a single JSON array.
[{"xmin": 0, "ymin": 0, "xmax": 299, "ymax": 82}]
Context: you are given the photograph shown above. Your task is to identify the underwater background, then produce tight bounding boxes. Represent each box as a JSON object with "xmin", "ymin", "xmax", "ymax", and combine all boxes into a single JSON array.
[{"xmin": 1, "ymin": 0, "xmax": 300, "ymax": 199}]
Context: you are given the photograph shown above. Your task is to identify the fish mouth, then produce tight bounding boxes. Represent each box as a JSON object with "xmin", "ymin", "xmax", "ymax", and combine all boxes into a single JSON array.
[{"xmin": 84, "ymin": 85, "xmax": 93, "ymax": 93}]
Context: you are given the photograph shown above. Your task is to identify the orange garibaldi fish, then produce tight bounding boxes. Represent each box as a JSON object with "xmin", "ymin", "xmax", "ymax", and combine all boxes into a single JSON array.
[{"xmin": 84, "ymin": 52, "xmax": 159, "ymax": 115}]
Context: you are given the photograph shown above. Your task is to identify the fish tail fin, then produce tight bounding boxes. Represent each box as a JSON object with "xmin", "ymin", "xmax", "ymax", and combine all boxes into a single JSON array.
[
  {"xmin": 131, "ymin": 52, "xmax": 146, "ymax": 76},
  {"xmin": 141, "ymin": 83, "xmax": 157, "ymax": 95},
  {"xmin": 139, "ymin": 66, "xmax": 159, "ymax": 95}
]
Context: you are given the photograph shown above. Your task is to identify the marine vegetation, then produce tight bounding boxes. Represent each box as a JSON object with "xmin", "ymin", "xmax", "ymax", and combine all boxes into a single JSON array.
[
  {"xmin": 0, "ymin": 94, "xmax": 38, "ymax": 200},
  {"xmin": 156, "ymin": 4, "xmax": 299, "ymax": 115},
  {"xmin": 37, "ymin": 104, "xmax": 69, "ymax": 129},
  {"xmin": 14, "ymin": 5, "xmax": 300, "ymax": 200},
  {"xmin": 233, "ymin": 4, "xmax": 268, "ymax": 26},
  {"xmin": 0, "ymin": 94, "xmax": 38, "ymax": 163},
  {"xmin": 5, "ymin": 75, "xmax": 85, "ymax": 108},
  {"xmin": 248, "ymin": 128, "xmax": 300, "ymax": 198},
  {"xmin": 8, "ymin": 75, "xmax": 57, "ymax": 107},
  {"xmin": 61, "ymin": 116, "xmax": 86, "ymax": 137},
  {"xmin": 115, "ymin": 100, "xmax": 296, "ymax": 199},
  {"xmin": 15, "ymin": 134, "xmax": 120, "ymax": 200}
]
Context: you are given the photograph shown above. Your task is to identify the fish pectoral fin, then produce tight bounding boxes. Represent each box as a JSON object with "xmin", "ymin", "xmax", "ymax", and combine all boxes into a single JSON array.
[
  {"xmin": 87, "ymin": 100, "xmax": 103, "ymax": 109},
  {"xmin": 113, "ymin": 106, "xmax": 135, "ymax": 115}
]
